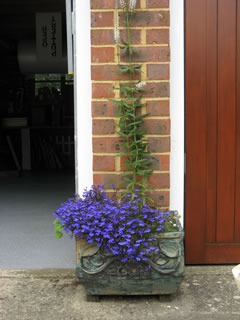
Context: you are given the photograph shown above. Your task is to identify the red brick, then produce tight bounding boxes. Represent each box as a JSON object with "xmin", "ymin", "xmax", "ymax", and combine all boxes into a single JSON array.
[
  {"xmin": 146, "ymin": 29, "xmax": 169, "ymax": 44},
  {"xmin": 91, "ymin": 12, "xmax": 114, "ymax": 28},
  {"xmin": 91, "ymin": 0, "xmax": 115, "ymax": 9},
  {"xmin": 93, "ymin": 137, "xmax": 122, "ymax": 153},
  {"xmin": 148, "ymin": 137, "xmax": 170, "ymax": 153},
  {"xmin": 91, "ymin": 0, "xmax": 140, "ymax": 9},
  {"xmin": 144, "ymin": 82, "xmax": 170, "ymax": 98},
  {"xmin": 147, "ymin": 155, "xmax": 170, "ymax": 171},
  {"xmin": 91, "ymin": 47, "xmax": 115, "ymax": 63},
  {"xmin": 121, "ymin": 154, "xmax": 170, "ymax": 171},
  {"xmin": 147, "ymin": 64, "xmax": 169, "ymax": 80},
  {"xmin": 92, "ymin": 119, "xmax": 116, "ymax": 134},
  {"xmin": 93, "ymin": 174, "xmax": 122, "ymax": 188},
  {"xmin": 148, "ymin": 173, "xmax": 170, "ymax": 188},
  {"xmin": 121, "ymin": 47, "xmax": 170, "ymax": 63},
  {"xmin": 93, "ymin": 155, "xmax": 115, "ymax": 171},
  {"xmin": 146, "ymin": 100, "xmax": 169, "ymax": 116},
  {"xmin": 120, "ymin": 155, "xmax": 128, "ymax": 171},
  {"xmin": 92, "ymin": 101, "xmax": 118, "ymax": 117},
  {"xmin": 92, "ymin": 83, "xmax": 115, "ymax": 99},
  {"xmin": 118, "ymin": 82, "xmax": 169, "ymax": 98},
  {"xmin": 91, "ymin": 29, "xmax": 141, "ymax": 46},
  {"xmin": 149, "ymin": 191, "xmax": 169, "ymax": 207},
  {"xmin": 119, "ymin": 11, "xmax": 169, "ymax": 27},
  {"xmin": 143, "ymin": 119, "xmax": 170, "ymax": 135},
  {"xmin": 146, "ymin": 0, "xmax": 169, "ymax": 8},
  {"xmin": 91, "ymin": 65, "xmax": 141, "ymax": 81},
  {"xmin": 91, "ymin": 30, "xmax": 114, "ymax": 45},
  {"xmin": 120, "ymin": 29, "xmax": 142, "ymax": 45}
]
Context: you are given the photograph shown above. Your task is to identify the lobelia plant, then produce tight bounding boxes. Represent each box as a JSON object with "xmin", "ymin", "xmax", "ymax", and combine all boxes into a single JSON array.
[{"xmin": 53, "ymin": 185, "xmax": 178, "ymax": 263}]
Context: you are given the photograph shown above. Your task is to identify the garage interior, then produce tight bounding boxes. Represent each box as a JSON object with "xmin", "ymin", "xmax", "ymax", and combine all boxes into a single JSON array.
[{"xmin": 0, "ymin": 0, "xmax": 75, "ymax": 268}]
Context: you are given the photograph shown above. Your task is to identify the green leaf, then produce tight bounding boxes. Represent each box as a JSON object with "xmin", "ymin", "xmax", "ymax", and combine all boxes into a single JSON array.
[
  {"xmin": 56, "ymin": 231, "xmax": 63, "ymax": 239},
  {"xmin": 108, "ymin": 98, "xmax": 122, "ymax": 105},
  {"xmin": 135, "ymin": 113, "xmax": 150, "ymax": 120},
  {"xmin": 53, "ymin": 219, "xmax": 64, "ymax": 239},
  {"xmin": 126, "ymin": 121, "xmax": 143, "ymax": 127}
]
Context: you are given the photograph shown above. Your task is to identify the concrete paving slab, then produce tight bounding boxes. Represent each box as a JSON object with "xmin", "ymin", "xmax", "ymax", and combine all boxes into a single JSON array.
[{"xmin": 0, "ymin": 266, "xmax": 239, "ymax": 320}]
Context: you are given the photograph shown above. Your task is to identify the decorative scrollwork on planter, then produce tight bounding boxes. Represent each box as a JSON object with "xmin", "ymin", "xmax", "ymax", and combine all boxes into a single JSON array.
[{"xmin": 75, "ymin": 213, "xmax": 184, "ymax": 296}]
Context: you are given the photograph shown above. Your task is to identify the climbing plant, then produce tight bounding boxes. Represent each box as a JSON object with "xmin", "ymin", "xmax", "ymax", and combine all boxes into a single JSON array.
[{"xmin": 109, "ymin": 0, "xmax": 153, "ymax": 204}]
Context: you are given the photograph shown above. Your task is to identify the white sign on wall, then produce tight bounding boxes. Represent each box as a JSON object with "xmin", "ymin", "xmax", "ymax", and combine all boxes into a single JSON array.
[{"xmin": 36, "ymin": 12, "xmax": 62, "ymax": 60}]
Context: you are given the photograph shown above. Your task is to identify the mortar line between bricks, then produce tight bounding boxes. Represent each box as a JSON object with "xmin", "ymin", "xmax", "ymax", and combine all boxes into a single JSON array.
[
  {"xmin": 91, "ymin": 27, "xmax": 170, "ymax": 30},
  {"xmin": 93, "ymin": 153, "xmax": 118, "ymax": 156},
  {"xmin": 92, "ymin": 97, "xmax": 170, "ymax": 101},
  {"xmin": 93, "ymin": 134, "xmax": 119, "ymax": 137},
  {"xmin": 142, "ymin": 97, "xmax": 170, "ymax": 100},
  {"xmin": 93, "ymin": 117, "xmax": 118, "ymax": 120},
  {"xmin": 93, "ymin": 171, "xmax": 122, "ymax": 175},
  {"xmin": 92, "ymin": 80, "xmax": 170, "ymax": 83},
  {"xmin": 144, "ymin": 116, "xmax": 171, "ymax": 119},
  {"xmin": 152, "ymin": 170, "xmax": 170, "ymax": 174},
  {"xmin": 92, "ymin": 134, "xmax": 170, "ymax": 138},
  {"xmin": 91, "ymin": 44, "xmax": 169, "ymax": 47},
  {"xmin": 93, "ymin": 152, "xmax": 170, "ymax": 156},
  {"xmin": 140, "ymin": 0, "xmax": 146, "ymax": 8},
  {"xmin": 93, "ymin": 170, "xmax": 170, "ymax": 174},
  {"xmin": 91, "ymin": 62, "xmax": 170, "ymax": 65},
  {"xmin": 148, "ymin": 152, "xmax": 170, "ymax": 155},
  {"xmin": 91, "ymin": 9, "xmax": 170, "ymax": 12},
  {"xmin": 92, "ymin": 116, "xmax": 170, "ymax": 120}
]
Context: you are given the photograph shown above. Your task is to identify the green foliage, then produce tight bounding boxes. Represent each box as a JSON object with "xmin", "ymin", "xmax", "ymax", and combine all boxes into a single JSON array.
[
  {"xmin": 161, "ymin": 212, "xmax": 180, "ymax": 233},
  {"xmin": 53, "ymin": 219, "xmax": 64, "ymax": 239},
  {"xmin": 110, "ymin": 4, "xmax": 153, "ymax": 204}
]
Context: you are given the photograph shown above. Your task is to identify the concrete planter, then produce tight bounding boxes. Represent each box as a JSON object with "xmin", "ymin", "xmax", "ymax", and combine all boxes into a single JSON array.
[
  {"xmin": 76, "ymin": 211, "xmax": 184, "ymax": 297},
  {"xmin": 232, "ymin": 265, "xmax": 240, "ymax": 291}
]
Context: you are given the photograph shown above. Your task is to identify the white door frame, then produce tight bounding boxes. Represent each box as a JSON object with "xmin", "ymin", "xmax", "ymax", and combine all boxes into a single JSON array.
[
  {"xmin": 169, "ymin": 0, "xmax": 185, "ymax": 224},
  {"xmin": 73, "ymin": 0, "xmax": 185, "ymax": 223},
  {"xmin": 73, "ymin": 0, "xmax": 93, "ymax": 196}
]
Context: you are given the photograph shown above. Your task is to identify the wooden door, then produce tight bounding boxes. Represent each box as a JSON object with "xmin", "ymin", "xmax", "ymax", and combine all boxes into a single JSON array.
[{"xmin": 185, "ymin": 0, "xmax": 240, "ymax": 264}]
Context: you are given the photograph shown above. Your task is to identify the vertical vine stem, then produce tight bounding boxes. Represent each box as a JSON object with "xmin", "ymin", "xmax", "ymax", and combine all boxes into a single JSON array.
[{"xmin": 110, "ymin": 0, "xmax": 153, "ymax": 205}]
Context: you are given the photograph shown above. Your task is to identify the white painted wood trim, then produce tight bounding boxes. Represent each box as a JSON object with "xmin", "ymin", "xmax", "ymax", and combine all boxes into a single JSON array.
[
  {"xmin": 170, "ymin": 0, "xmax": 185, "ymax": 225},
  {"xmin": 73, "ymin": 0, "xmax": 93, "ymax": 196}
]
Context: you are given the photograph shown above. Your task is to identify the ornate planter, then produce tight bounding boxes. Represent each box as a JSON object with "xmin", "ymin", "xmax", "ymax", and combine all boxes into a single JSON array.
[{"xmin": 76, "ymin": 211, "xmax": 184, "ymax": 297}]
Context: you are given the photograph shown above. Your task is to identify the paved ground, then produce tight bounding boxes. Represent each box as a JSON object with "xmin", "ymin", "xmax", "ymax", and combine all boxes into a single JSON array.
[{"xmin": 0, "ymin": 266, "xmax": 239, "ymax": 320}]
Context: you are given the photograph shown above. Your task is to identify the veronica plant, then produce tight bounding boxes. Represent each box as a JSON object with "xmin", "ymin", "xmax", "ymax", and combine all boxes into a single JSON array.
[{"xmin": 110, "ymin": 0, "xmax": 153, "ymax": 204}]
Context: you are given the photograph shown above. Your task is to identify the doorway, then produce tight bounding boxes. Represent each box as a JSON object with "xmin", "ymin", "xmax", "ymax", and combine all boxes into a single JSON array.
[
  {"xmin": 0, "ymin": 0, "xmax": 75, "ymax": 268},
  {"xmin": 185, "ymin": 0, "xmax": 240, "ymax": 264}
]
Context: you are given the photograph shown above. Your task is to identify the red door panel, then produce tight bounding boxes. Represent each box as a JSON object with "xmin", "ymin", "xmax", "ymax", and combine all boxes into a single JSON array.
[{"xmin": 186, "ymin": 0, "xmax": 240, "ymax": 263}]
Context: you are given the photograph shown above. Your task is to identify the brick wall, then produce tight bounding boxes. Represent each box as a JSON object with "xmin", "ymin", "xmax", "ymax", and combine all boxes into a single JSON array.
[{"xmin": 90, "ymin": 0, "xmax": 170, "ymax": 208}]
